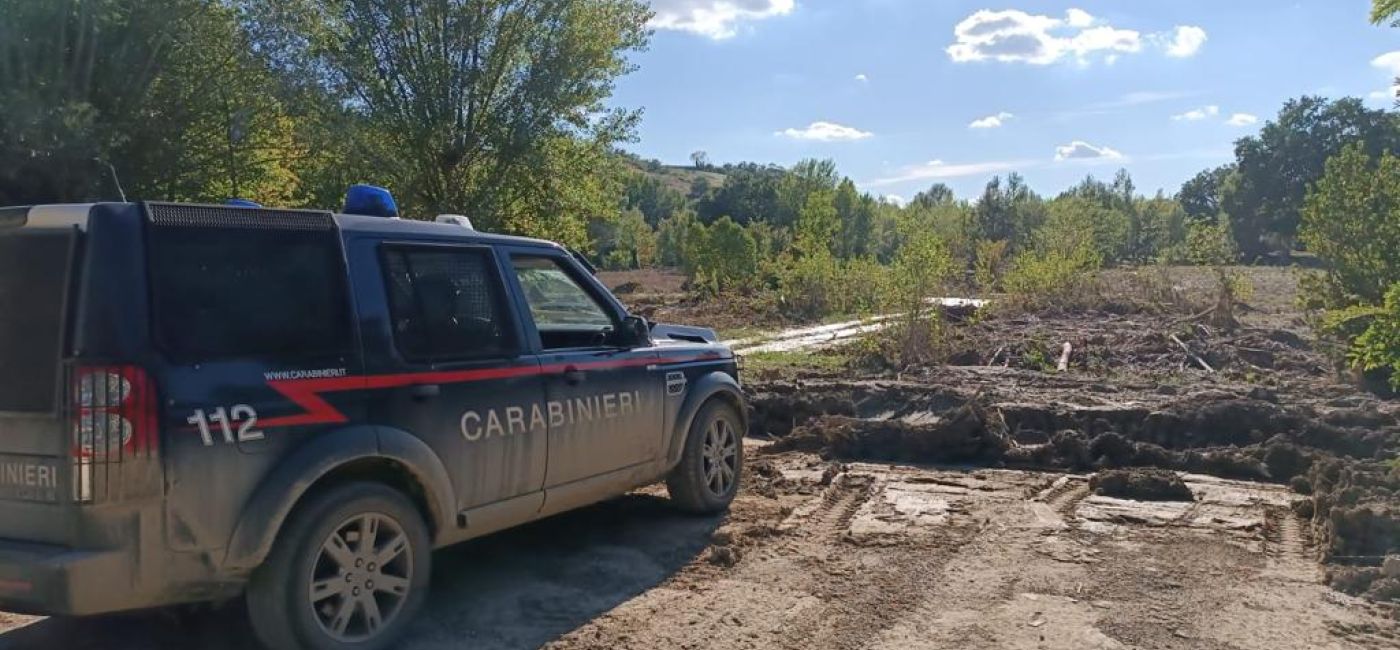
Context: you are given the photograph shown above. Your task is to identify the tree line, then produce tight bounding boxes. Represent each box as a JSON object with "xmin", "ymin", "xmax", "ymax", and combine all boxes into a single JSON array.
[{"xmin": 0, "ymin": 0, "xmax": 651, "ymax": 248}]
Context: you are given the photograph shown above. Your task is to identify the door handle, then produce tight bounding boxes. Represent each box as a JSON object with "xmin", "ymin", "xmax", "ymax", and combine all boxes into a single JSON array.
[
  {"xmin": 410, "ymin": 384, "xmax": 441, "ymax": 400},
  {"xmin": 562, "ymin": 366, "xmax": 585, "ymax": 385}
]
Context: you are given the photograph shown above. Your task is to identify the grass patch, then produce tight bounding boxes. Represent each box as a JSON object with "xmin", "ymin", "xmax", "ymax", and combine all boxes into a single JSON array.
[
  {"xmin": 716, "ymin": 325, "xmax": 766, "ymax": 342},
  {"xmin": 741, "ymin": 349, "xmax": 850, "ymax": 378}
]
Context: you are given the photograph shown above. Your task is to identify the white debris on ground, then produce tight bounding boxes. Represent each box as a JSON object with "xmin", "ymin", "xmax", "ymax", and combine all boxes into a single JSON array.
[{"xmin": 728, "ymin": 298, "xmax": 987, "ymax": 355}]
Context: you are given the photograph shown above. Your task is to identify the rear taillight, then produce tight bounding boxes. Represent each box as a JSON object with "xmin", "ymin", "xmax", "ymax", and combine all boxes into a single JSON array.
[{"xmin": 71, "ymin": 365, "xmax": 157, "ymax": 459}]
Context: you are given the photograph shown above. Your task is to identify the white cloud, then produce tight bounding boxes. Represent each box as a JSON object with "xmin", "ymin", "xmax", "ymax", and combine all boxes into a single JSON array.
[
  {"xmin": 1372, "ymin": 51, "xmax": 1400, "ymax": 74},
  {"xmin": 1163, "ymin": 25, "xmax": 1207, "ymax": 57},
  {"xmin": 946, "ymin": 9, "xmax": 1204, "ymax": 65},
  {"xmin": 1226, "ymin": 113, "xmax": 1258, "ymax": 126},
  {"xmin": 969, "ymin": 112, "xmax": 1014, "ymax": 129},
  {"xmin": 868, "ymin": 159, "xmax": 1034, "ymax": 187},
  {"xmin": 854, "ymin": 73, "xmax": 868, "ymax": 82},
  {"xmin": 776, "ymin": 121, "xmax": 873, "ymax": 141},
  {"xmin": 649, "ymin": 0, "xmax": 795, "ymax": 39},
  {"xmin": 1369, "ymin": 51, "xmax": 1400, "ymax": 103},
  {"xmin": 1065, "ymin": 8, "xmax": 1094, "ymax": 28},
  {"xmin": 1171, "ymin": 105, "xmax": 1220, "ymax": 121},
  {"xmin": 1055, "ymin": 141, "xmax": 1123, "ymax": 161},
  {"xmin": 880, "ymin": 194, "xmax": 906, "ymax": 207}
]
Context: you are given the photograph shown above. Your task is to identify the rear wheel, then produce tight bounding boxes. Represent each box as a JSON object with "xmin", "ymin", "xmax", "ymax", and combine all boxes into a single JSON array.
[
  {"xmin": 667, "ymin": 400, "xmax": 744, "ymax": 513},
  {"xmin": 247, "ymin": 482, "xmax": 430, "ymax": 650}
]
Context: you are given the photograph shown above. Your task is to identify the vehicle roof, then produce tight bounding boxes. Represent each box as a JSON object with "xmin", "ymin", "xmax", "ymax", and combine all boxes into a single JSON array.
[
  {"xmin": 333, "ymin": 213, "xmax": 562, "ymax": 249},
  {"xmin": 4, "ymin": 203, "xmax": 565, "ymax": 250}
]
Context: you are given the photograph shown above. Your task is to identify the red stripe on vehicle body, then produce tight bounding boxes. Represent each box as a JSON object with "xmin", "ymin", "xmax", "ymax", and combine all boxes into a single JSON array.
[{"xmin": 256, "ymin": 351, "xmax": 722, "ymax": 429}]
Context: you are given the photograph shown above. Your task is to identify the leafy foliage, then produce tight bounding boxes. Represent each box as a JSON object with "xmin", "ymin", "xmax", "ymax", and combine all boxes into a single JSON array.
[
  {"xmin": 1177, "ymin": 165, "xmax": 1234, "ymax": 223},
  {"xmin": 1300, "ymin": 144, "xmax": 1400, "ymax": 305},
  {"xmin": 0, "ymin": 0, "xmax": 305, "ymax": 205},
  {"xmin": 1373, "ymin": 0, "xmax": 1400, "ymax": 26},
  {"xmin": 1347, "ymin": 283, "xmax": 1400, "ymax": 390}
]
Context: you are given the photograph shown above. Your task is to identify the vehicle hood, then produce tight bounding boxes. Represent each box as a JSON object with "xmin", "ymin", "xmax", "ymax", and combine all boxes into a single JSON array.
[{"xmin": 649, "ymin": 322, "xmax": 732, "ymax": 356}]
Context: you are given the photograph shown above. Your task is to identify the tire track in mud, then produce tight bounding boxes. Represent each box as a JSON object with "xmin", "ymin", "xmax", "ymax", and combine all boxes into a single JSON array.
[
  {"xmin": 1264, "ymin": 507, "xmax": 1311, "ymax": 562},
  {"xmin": 820, "ymin": 479, "xmax": 874, "ymax": 541},
  {"xmin": 780, "ymin": 474, "xmax": 876, "ymax": 542},
  {"xmin": 1039, "ymin": 477, "xmax": 1090, "ymax": 517},
  {"xmin": 767, "ymin": 472, "xmax": 981, "ymax": 649}
]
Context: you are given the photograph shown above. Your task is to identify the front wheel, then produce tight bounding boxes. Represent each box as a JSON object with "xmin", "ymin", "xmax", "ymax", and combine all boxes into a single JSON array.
[
  {"xmin": 667, "ymin": 400, "xmax": 744, "ymax": 513},
  {"xmin": 247, "ymin": 482, "xmax": 431, "ymax": 650}
]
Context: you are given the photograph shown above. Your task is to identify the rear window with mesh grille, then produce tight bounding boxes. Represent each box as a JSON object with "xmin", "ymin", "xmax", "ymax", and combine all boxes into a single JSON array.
[
  {"xmin": 148, "ymin": 225, "xmax": 351, "ymax": 361},
  {"xmin": 381, "ymin": 247, "xmax": 514, "ymax": 361},
  {"xmin": 0, "ymin": 230, "xmax": 75, "ymax": 412}
]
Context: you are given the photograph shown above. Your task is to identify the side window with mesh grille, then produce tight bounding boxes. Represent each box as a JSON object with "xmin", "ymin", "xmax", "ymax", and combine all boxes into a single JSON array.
[
  {"xmin": 149, "ymin": 224, "xmax": 351, "ymax": 362},
  {"xmin": 381, "ymin": 247, "xmax": 514, "ymax": 361}
]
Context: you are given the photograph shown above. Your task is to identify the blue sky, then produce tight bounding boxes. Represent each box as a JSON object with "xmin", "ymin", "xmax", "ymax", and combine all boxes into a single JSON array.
[{"xmin": 613, "ymin": 1, "xmax": 1400, "ymax": 202}]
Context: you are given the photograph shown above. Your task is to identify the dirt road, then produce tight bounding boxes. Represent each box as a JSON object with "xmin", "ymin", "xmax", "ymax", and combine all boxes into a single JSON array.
[{"xmin": 5, "ymin": 448, "xmax": 1393, "ymax": 649}]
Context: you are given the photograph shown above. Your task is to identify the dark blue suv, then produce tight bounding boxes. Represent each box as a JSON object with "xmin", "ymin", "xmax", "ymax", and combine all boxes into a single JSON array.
[{"xmin": 0, "ymin": 198, "xmax": 745, "ymax": 649}]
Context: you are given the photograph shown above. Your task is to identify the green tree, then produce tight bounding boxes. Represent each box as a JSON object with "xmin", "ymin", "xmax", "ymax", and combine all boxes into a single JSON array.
[
  {"xmin": 590, "ymin": 208, "xmax": 655, "ymax": 270},
  {"xmin": 1223, "ymin": 96, "xmax": 1400, "ymax": 260},
  {"xmin": 833, "ymin": 179, "xmax": 875, "ymax": 259},
  {"xmin": 974, "ymin": 173, "xmax": 1044, "ymax": 250},
  {"xmin": 623, "ymin": 172, "xmax": 687, "ymax": 227},
  {"xmin": 793, "ymin": 189, "xmax": 839, "ymax": 257},
  {"xmin": 775, "ymin": 159, "xmax": 838, "ymax": 228},
  {"xmin": 1040, "ymin": 195, "xmax": 1128, "ymax": 266},
  {"xmin": 274, "ymin": 0, "xmax": 651, "ymax": 246},
  {"xmin": 656, "ymin": 210, "xmax": 697, "ymax": 267},
  {"xmin": 1300, "ymin": 143, "xmax": 1400, "ymax": 305},
  {"xmin": 1137, "ymin": 192, "xmax": 1188, "ymax": 260},
  {"xmin": 700, "ymin": 217, "xmax": 758, "ymax": 291},
  {"xmin": 1177, "ymin": 165, "xmax": 1234, "ymax": 223},
  {"xmin": 0, "ymin": 0, "xmax": 299, "ymax": 204},
  {"xmin": 695, "ymin": 163, "xmax": 783, "ymax": 225},
  {"xmin": 910, "ymin": 183, "xmax": 956, "ymax": 209}
]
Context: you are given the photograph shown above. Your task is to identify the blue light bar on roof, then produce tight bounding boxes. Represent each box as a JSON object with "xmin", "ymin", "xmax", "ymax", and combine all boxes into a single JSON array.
[
  {"xmin": 226, "ymin": 198, "xmax": 262, "ymax": 208},
  {"xmin": 344, "ymin": 184, "xmax": 398, "ymax": 218}
]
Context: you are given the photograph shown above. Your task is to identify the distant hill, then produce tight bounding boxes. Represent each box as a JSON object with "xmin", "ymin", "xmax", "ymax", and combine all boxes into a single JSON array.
[{"xmin": 620, "ymin": 155, "xmax": 727, "ymax": 197}]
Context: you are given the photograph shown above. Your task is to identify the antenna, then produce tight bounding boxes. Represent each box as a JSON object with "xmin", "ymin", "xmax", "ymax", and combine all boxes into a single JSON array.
[{"xmin": 94, "ymin": 158, "xmax": 127, "ymax": 202}]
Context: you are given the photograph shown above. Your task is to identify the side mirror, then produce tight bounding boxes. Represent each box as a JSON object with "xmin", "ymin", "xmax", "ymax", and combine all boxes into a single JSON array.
[{"xmin": 618, "ymin": 315, "xmax": 652, "ymax": 348}]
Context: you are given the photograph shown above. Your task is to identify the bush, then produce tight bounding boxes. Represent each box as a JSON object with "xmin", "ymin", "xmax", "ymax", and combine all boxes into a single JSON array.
[
  {"xmin": 1300, "ymin": 143, "xmax": 1400, "ymax": 306},
  {"xmin": 863, "ymin": 230, "xmax": 957, "ymax": 367},
  {"xmin": 973, "ymin": 239, "xmax": 1010, "ymax": 291},
  {"xmin": 1345, "ymin": 283, "xmax": 1400, "ymax": 390},
  {"xmin": 775, "ymin": 253, "xmax": 888, "ymax": 319},
  {"xmin": 665, "ymin": 215, "xmax": 759, "ymax": 294},
  {"xmin": 1160, "ymin": 219, "xmax": 1237, "ymax": 265},
  {"xmin": 1002, "ymin": 246, "xmax": 1100, "ymax": 311}
]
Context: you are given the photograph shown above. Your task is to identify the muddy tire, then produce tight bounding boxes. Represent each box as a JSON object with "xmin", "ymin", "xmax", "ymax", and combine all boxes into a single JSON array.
[
  {"xmin": 667, "ymin": 400, "xmax": 744, "ymax": 513},
  {"xmin": 247, "ymin": 482, "xmax": 431, "ymax": 650}
]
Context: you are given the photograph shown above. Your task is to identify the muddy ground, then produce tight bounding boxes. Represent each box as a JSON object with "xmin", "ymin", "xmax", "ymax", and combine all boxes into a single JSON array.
[{"xmin": 2, "ymin": 265, "xmax": 1398, "ymax": 649}]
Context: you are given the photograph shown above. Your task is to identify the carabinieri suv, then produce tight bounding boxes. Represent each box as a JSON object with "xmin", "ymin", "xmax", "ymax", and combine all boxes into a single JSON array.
[{"xmin": 0, "ymin": 188, "xmax": 746, "ymax": 650}]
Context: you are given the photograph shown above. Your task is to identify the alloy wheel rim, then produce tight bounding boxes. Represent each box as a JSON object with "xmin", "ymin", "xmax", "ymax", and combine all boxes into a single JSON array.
[
  {"xmin": 308, "ymin": 512, "xmax": 413, "ymax": 643},
  {"xmin": 702, "ymin": 417, "xmax": 739, "ymax": 497}
]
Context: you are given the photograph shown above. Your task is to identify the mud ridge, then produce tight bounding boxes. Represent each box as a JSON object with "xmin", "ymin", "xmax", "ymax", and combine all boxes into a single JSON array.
[{"xmin": 749, "ymin": 379, "xmax": 1400, "ymax": 603}]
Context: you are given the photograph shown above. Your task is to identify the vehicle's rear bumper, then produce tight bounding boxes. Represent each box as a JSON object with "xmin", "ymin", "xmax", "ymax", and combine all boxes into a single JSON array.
[{"xmin": 0, "ymin": 539, "xmax": 141, "ymax": 616}]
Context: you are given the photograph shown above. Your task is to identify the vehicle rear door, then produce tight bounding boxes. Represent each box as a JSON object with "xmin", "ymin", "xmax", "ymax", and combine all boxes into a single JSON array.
[
  {"xmin": 0, "ymin": 208, "xmax": 85, "ymax": 545},
  {"xmin": 351, "ymin": 238, "xmax": 547, "ymax": 510},
  {"xmin": 502, "ymin": 250, "xmax": 662, "ymax": 487}
]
